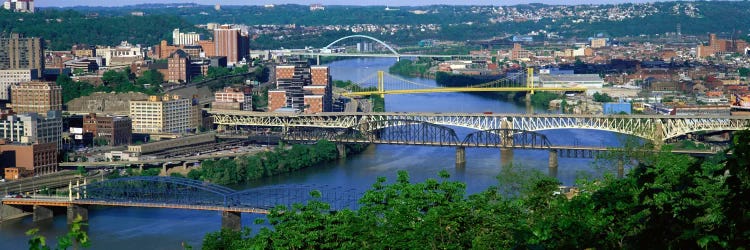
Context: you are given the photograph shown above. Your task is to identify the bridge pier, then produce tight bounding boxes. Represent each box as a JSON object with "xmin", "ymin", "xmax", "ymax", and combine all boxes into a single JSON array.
[
  {"xmin": 455, "ymin": 147, "xmax": 466, "ymax": 166},
  {"xmin": 221, "ymin": 211, "xmax": 242, "ymax": 231},
  {"xmin": 549, "ymin": 150, "xmax": 559, "ymax": 178},
  {"xmin": 1, "ymin": 204, "xmax": 27, "ymax": 221},
  {"xmin": 33, "ymin": 205, "xmax": 54, "ymax": 222},
  {"xmin": 67, "ymin": 205, "xmax": 88, "ymax": 224},
  {"xmin": 617, "ymin": 159, "xmax": 625, "ymax": 178},
  {"xmin": 500, "ymin": 148, "xmax": 514, "ymax": 167},
  {"xmin": 336, "ymin": 144, "xmax": 347, "ymax": 158},
  {"xmin": 316, "ymin": 55, "xmax": 321, "ymax": 65}
]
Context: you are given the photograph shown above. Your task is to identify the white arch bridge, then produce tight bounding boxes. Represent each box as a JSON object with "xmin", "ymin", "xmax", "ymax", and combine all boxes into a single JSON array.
[{"xmin": 210, "ymin": 110, "xmax": 750, "ymax": 143}]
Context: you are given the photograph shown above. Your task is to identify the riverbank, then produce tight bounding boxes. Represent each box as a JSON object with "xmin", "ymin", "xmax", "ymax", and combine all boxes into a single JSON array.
[{"xmin": 185, "ymin": 141, "xmax": 364, "ymax": 186}]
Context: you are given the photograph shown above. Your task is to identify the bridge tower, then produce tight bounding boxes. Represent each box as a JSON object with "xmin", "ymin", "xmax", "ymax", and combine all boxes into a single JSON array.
[
  {"xmin": 377, "ymin": 71, "xmax": 385, "ymax": 98},
  {"xmin": 525, "ymin": 67, "xmax": 535, "ymax": 104}
]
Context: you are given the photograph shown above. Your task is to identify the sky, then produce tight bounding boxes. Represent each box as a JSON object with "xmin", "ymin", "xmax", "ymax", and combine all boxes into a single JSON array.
[{"xmin": 35, "ymin": 0, "xmax": 670, "ymax": 8}]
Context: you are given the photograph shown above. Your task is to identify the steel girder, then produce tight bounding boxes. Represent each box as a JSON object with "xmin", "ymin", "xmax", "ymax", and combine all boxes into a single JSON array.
[
  {"xmin": 211, "ymin": 111, "xmax": 750, "ymax": 142},
  {"xmin": 285, "ymin": 119, "xmax": 462, "ymax": 146},
  {"xmin": 462, "ymin": 129, "xmax": 552, "ymax": 149},
  {"xmin": 75, "ymin": 177, "xmax": 362, "ymax": 210}
]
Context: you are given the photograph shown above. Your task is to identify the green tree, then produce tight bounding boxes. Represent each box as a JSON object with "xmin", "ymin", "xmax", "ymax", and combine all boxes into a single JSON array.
[
  {"xmin": 27, "ymin": 215, "xmax": 90, "ymax": 250},
  {"xmin": 592, "ymin": 92, "xmax": 614, "ymax": 102}
]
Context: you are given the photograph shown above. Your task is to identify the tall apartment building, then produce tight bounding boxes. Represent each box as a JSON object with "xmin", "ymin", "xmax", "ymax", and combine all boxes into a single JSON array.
[
  {"xmin": 10, "ymin": 81, "xmax": 62, "ymax": 116},
  {"xmin": 269, "ymin": 62, "xmax": 332, "ymax": 113},
  {"xmin": 0, "ymin": 33, "xmax": 44, "ymax": 78},
  {"xmin": 212, "ymin": 86, "xmax": 253, "ymax": 111},
  {"xmin": 214, "ymin": 25, "xmax": 250, "ymax": 65},
  {"xmin": 0, "ymin": 69, "xmax": 37, "ymax": 101},
  {"xmin": 172, "ymin": 28, "xmax": 201, "ymax": 46},
  {"xmin": 0, "ymin": 110, "xmax": 63, "ymax": 150},
  {"xmin": 167, "ymin": 50, "xmax": 191, "ymax": 83},
  {"xmin": 2, "ymin": 0, "xmax": 34, "ymax": 13},
  {"xmin": 83, "ymin": 113, "xmax": 132, "ymax": 146},
  {"xmin": 130, "ymin": 95, "xmax": 192, "ymax": 134}
]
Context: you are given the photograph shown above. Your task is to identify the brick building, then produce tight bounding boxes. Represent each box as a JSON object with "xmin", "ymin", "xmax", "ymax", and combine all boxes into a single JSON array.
[
  {"xmin": 0, "ymin": 33, "xmax": 44, "ymax": 78},
  {"xmin": 83, "ymin": 113, "xmax": 132, "ymax": 146},
  {"xmin": 167, "ymin": 50, "xmax": 191, "ymax": 83},
  {"xmin": 269, "ymin": 62, "xmax": 332, "ymax": 113},
  {"xmin": 1, "ymin": 141, "xmax": 57, "ymax": 179},
  {"xmin": 10, "ymin": 81, "xmax": 62, "ymax": 116}
]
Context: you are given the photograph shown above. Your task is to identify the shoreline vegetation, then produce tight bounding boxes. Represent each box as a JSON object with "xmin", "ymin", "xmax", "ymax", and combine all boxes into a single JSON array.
[{"xmin": 200, "ymin": 131, "xmax": 750, "ymax": 249}]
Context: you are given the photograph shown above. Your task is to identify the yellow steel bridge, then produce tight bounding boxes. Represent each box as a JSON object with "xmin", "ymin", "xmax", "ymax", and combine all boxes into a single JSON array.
[{"xmin": 340, "ymin": 68, "xmax": 588, "ymax": 97}]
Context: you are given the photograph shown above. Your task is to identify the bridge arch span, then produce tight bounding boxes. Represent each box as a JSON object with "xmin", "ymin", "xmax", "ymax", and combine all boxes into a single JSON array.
[{"xmin": 324, "ymin": 35, "xmax": 399, "ymax": 56}]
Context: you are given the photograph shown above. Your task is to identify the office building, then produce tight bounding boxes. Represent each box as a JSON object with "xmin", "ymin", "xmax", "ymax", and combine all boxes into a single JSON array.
[
  {"xmin": 214, "ymin": 25, "xmax": 250, "ymax": 65},
  {"xmin": 212, "ymin": 86, "xmax": 253, "ymax": 111},
  {"xmin": 83, "ymin": 113, "xmax": 132, "ymax": 146},
  {"xmin": 10, "ymin": 81, "xmax": 62, "ymax": 116},
  {"xmin": 96, "ymin": 41, "xmax": 144, "ymax": 67},
  {"xmin": 0, "ymin": 33, "xmax": 44, "ymax": 78},
  {"xmin": 172, "ymin": 28, "xmax": 201, "ymax": 46},
  {"xmin": 129, "ymin": 95, "xmax": 192, "ymax": 134},
  {"xmin": 0, "ymin": 110, "xmax": 63, "ymax": 149},
  {"xmin": 0, "ymin": 69, "xmax": 37, "ymax": 101},
  {"xmin": 1, "ymin": 142, "xmax": 57, "ymax": 180}
]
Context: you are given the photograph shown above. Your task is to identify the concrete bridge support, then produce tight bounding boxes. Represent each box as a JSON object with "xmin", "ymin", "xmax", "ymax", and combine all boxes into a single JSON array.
[
  {"xmin": 221, "ymin": 211, "xmax": 242, "ymax": 231},
  {"xmin": 500, "ymin": 148, "xmax": 514, "ymax": 167},
  {"xmin": 1, "ymin": 204, "xmax": 27, "ymax": 221},
  {"xmin": 455, "ymin": 147, "xmax": 466, "ymax": 166},
  {"xmin": 33, "ymin": 205, "xmax": 54, "ymax": 222},
  {"xmin": 67, "ymin": 205, "xmax": 88, "ymax": 224},
  {"xmin": 549, "ymin": 150, "xmax": 559, "ymax": 178},
  {"xmin": 337, "ymin": 144, "xmax": 347, "ymax": 158},
  {"xmin": 617, "ymin": 159, "xmax": 625, "ymax": 178}
]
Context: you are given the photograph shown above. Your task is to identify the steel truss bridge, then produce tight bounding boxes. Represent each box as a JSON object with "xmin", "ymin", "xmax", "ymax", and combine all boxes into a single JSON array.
[
  {"xmin": 210, "ymin": 111, "xmax": 750, "ymax": 143},
  {"xmin": 2, "ymin": 177, "xmax": 360, "ymax": 230}
]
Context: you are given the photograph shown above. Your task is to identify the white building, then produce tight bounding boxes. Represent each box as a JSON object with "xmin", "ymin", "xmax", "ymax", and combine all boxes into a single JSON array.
[
  {"xmin": 96, "ymin": 41, "xmax": 144, "ymax": 67},
  {"xmin": 0, "ymin": 110, "xmax": 62, "ymax": 149},
  {"xmin": 539, "ymin": 74, "xmax": 605, "ymax": 89},
  {"xmin": 129, "ymin": 95, "xmax": 192, "ymax": 134},
  {"xmin": 0, "ymin": 69, "xmax": 37, "ymax": 101},
  {"xmin": 3, "ymin": 0, "xmax": 34, "ymax": 13},
  {"xmin": 172, "ymin": 28, "xmax": 201, "ymax": 46}
]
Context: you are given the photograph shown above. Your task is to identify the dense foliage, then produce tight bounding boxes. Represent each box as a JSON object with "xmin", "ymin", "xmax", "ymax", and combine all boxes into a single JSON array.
[
  {"xmin": 388, "ymin": 59, "xmax": 433, "ymax": 78},
  {"xmin": 530, "ymin": 92, "xmax": 560, "ymax": 107},
  {"xmin": 57, "ymin": 69, "xmax": 162, "ymax": 103},
  {"xmin": 435, "ymin": 71, "xmax": 500, "ymax": 87},
  {"xmin": 202, "ymin": 130, "xmax": 750, "ymax": 249},
  {"xmin": 0, "ymin": 9, "xmax": 203, "ymax": 50},
  {"xmin": 593, "ymin": 92, "xmax": 614, "ymax": 103},
  {"xmin": 186, "ymin": 140, "xmax": 340, "ymax": 186}
]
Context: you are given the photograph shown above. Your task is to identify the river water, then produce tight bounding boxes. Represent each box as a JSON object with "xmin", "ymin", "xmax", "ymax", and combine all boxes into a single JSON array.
[{"xmin": 0, "ymin": 58, "xmax": 627, "ymax": 249}]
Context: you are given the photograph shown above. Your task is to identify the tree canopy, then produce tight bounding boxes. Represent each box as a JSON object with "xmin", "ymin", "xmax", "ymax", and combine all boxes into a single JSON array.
[{"xmin": 203, "ymin": 131, "xmax": 750, "ymax": 249}]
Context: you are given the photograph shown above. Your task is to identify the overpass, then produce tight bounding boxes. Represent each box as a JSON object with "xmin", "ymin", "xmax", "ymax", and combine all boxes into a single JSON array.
[{"xmin": 1, "ymin": 177, "xmax": 357, "ymax": 231}]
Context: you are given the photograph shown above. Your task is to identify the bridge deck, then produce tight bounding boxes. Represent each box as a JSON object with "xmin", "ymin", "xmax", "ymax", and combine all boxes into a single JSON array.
[{"xmin": 2, "ymin": 198, "xmax": 269, "ymax": 214}]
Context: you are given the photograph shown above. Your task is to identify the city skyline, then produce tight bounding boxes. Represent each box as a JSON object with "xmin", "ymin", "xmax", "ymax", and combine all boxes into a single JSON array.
[{"xmin": 36, "ymin": 0, "xmax": 676, "ymax": 7}]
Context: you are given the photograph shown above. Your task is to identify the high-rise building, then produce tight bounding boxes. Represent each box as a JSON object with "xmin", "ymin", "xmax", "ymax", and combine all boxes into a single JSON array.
[
  {"xmin": 10, "ymin": 81, "xmax": 62, "ymax": 116},
  {"xmin": 0, "ymin": 69, "xmax": 37, "ymax": 101},
  {"xmin": 3, "ymin": 0, "xmax": 34, "ymax": 13},
  {"xmin": 129, "ymin": 95, "xmax": 192, "ymax": 134},
  {"xmin": 214, "ymin": 25, "xmax": 250, "ymax": 65},
  {"xmin": 0, "ymin": 33, "xmax": 44, "ymax": 78},
  {"xmin": 172, "ymin": 28, "xmax": 202, "ymax": 46},
  {"xmin": 270, "ymin": 62, "xmax": 332, "ymax": 113}
]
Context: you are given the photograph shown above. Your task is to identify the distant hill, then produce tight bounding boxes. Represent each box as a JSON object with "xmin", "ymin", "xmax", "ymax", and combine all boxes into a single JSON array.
[{"xmin": 6, "ymin": 1, "xmax": 750, "ymax": 50}]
